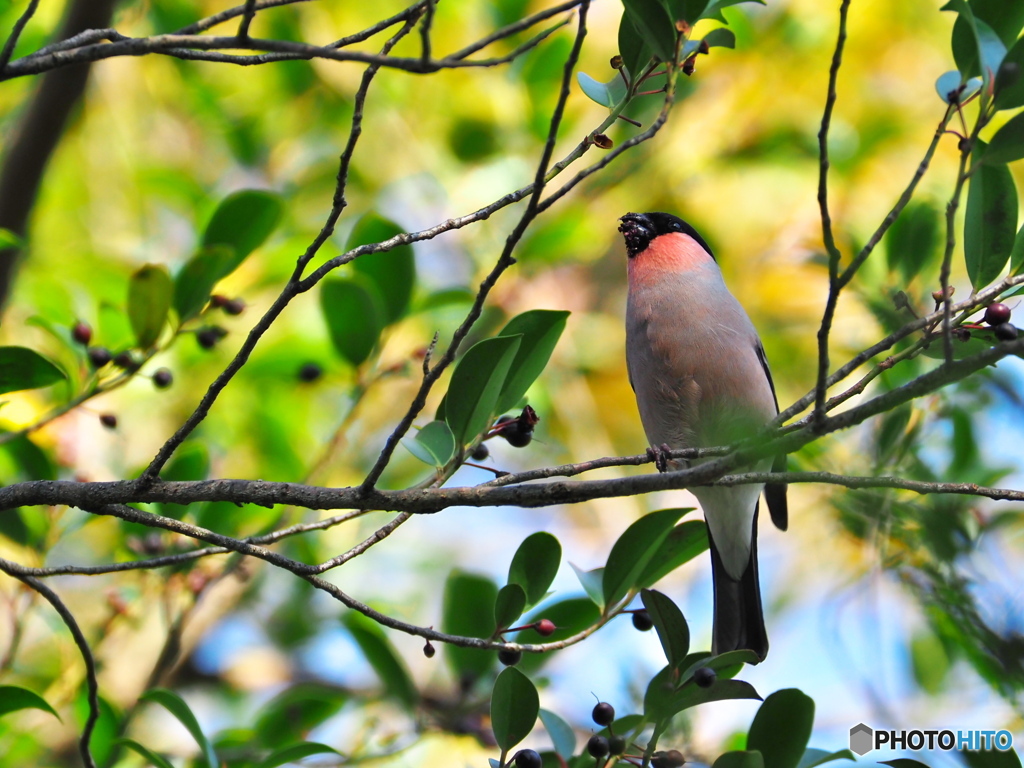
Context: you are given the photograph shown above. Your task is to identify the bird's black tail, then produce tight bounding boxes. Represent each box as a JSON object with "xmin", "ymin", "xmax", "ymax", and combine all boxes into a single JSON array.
[{"xmin": 708, "ymin": 503, "xmax": 768, "ymax": 662}]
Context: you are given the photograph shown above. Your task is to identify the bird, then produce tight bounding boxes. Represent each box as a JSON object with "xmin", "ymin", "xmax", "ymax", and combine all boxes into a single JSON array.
[{"xmin": 620, "ymin": 211, "xmax": 787, "ymax": 662}]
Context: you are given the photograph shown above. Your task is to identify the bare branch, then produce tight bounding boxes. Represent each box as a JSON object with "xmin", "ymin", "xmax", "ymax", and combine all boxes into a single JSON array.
[
  {"xmin": 237, "ymin": 0, "xmax": 259, "ymax": 39},
  {"xmin": 0, "ymin": 0, "xmax": 40, "ymax": 71},
  {"xmin": 175, "ymin": 0, "xmax": 313, "ymax": 35}
]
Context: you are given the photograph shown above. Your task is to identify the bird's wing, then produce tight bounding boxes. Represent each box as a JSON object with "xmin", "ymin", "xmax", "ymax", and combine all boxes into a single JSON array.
[{"xmin": 755, "ymin": 342, "xmax": 788, "ymax": 532}]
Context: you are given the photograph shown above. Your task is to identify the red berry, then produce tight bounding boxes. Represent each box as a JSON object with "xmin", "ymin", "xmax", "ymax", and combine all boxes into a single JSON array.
[
  {"xmin": 99, "ymin": 413, "xmax": 118, "ymax": 429},
  {"xmin": 534, "ymin": 619, "xmax": 556, "ymax": 637},
  {"xmin": 72, "ymin": 321, "xmax": 92, "ymax": 345},
  {"xmin": 985, "ymin": 303, "xmax": 1012, "ymax": 326}
]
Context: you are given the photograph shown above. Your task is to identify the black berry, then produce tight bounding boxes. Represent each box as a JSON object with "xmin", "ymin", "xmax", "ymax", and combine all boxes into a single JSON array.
[
  {"xmin": 693, "ymin": 667, "xmax": 716, "ymax": 688},
  {"xmin": 298, "ymin": 362, "xmax": 323, "ymax": 382},
  {"xmin": 609, "ymin": 736, "xmax": 627, "ymax": 755},
  {"xmin": 514, "ymin": 749, "xmax": 543, "ymax": 768},
  {"xmin": 223, "ymin": 298, "xmax": 245, "ymax": 316},
  {"xmin": 652, "ymin": 750, "xmax": 686, "ymax": 768},
  {"xmin": 471, "ymin": 442, "xmax": 490, "ymax": 460},
  {"xmin": 87, "ymin": 347, "xmax": 112, "ymax": 368},
  {"xmin": 985, "ymin": 303, "xmax": 1012, "ymax": 326},
  {"xmin": 423, "ymin": 640, "xmax": 435, "ymax": 658},
  {"xmin": 99, "ymin": 413, "xmax": 118, "ymax": 429},
  {"xmin": 498, "ymin": 648, "xmax": 522, "ymax": 667},
  {"xmin": 503, "ymin": 423, "xmax": 533, "ymax": 448},
  {"xmin": 994, "ymin": 322, "xmax": 1018, "ymax": 341},
  {"xmin": 592, "ymin": 702, "xmax": 615, "ymax": 726},
  {"xmin": 534, "ymin": 619, "xmax": 556, "ymax": 637},
  {"xmin": 71, "ymin": 321, "xmax": 92, "ymax": 345},
  {"xmin": 209, "ymin": 294, "xmax": 230, "ymax": 308},
  {"xmin": 153, "ymin": 368, "xmax": 173, "ymax": 389},
  {"xmin": 196, "ymin": 327, "xmax": 225, "ymax": 349},
  {"xmin": 588, "ymin": 735, "xmax": 610, "ymax": 758},
  {"xmin": 113, "ymin": 351, "xmax": 140, "ymax": 371},
  {"xmin": 632, "ymin": 610, "xmax": 654, "ymax": 631}
]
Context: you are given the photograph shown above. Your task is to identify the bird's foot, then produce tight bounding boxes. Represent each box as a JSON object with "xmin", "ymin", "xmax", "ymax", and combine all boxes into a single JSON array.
[{"xmin": 646, "ymin": 443, "xmax": 673, "ymax": 473}]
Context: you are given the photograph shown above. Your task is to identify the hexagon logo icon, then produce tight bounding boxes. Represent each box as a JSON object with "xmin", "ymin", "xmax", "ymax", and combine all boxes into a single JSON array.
[{"xmin": 849, "ymin": 723, "xmax": 873, "ymax": 756}]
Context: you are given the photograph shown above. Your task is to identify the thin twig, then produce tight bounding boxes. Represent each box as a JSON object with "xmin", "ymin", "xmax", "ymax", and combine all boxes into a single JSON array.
[
  {"xmin": 812, "ymin": 0, "xmax": 852, "ymax": 424},
  {"xmin": 0, "ymin": 560, "xmax": 99, "ymax": 768},
  {"xmin": 175, "ymin": 0, "xmax": 312, "ymax": 35},
  {"xmin": 447, "ymin": 0, "xmax": 582, "ymax": 60},
  {"xmin": 237, "ymin": 0, "xmax": 259, "ymax": 38},
  {"xmin": 0, "ymin": 0, "xmax": 40, "ymax": 71}
]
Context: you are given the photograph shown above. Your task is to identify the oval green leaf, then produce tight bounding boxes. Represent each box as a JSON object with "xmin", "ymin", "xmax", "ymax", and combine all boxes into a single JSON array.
[
  {"xmin": 342, "ymin": 611, "xmax": 417, "ymax": 710},
  {"xmin": 577, "ymin": 71, "xmax": 627, "ymax": 108},
  {"xmin": 996, "ymin": 37, "xmax": 1024, "ymax": 110},
  {"xmin": 965, "ymin": 140, "xmax": 1018, "ymax": 288},
  {"xmin": 443, "ymin": 570, "xmax": 499, "ymax": 683},
  {"xmin": 174, "ymin": 245, "xmax": 236, "ymax": 322},
  {"xmin": 140, "ymin": 688, "xmax": 218, "ymax": 768},
  {"xmin": 494, "ymin": 583, "xmax": 528, "ymax": 631},
  {"xmin": 797, "ymin": 749, "xmax": 856, "ymax": 768},
  {"xmin": 508, "ymin": 531, "xmax": 562, "ymax": 607},
  {"xmin": 491, "ymin": 666, "xmax": 539, "ymax": 752},
  {"xmin": 622, "ymin": 0, "xmax": 677, "ymax": 62},
  {"xmin": 715, "ymin": 752, "xmax": 766, "ymax": 768},
  {"xmin": 569, "ymin": 562, "xmax": 605, "ymax": 609},
  {"xmin": 405, "ymin": 420, "xmax": 456, "ymax": 467},
  {"xmin": 603, "ymin": 508, "xmax": 688, "ymax": 608},
  {"xmin": 115, "ymin": 739, "xmax": 176, "ymax": 768},
  {"xmin": 885, "ymin": 201, "xmax": 941, "ymax": 282},
  {"xmin": 496, "ymin": 310, "xmax": 569, "ymax": 413},
  {"xmin": 0, "ymin": 347, "xmax": 66, "ymax": 395},
  {"xmin": 539, "ymin": 709, "xmax": 576, "ymax": 760},
  {"xmin": 128, "ymin": 264, "xmax": 172, "ymax": 349},
  {"xmin": 254, "ymin": 683, "xmax": 347, "ymax": 750},
  {"xmin": 636, "ymin": 518, "xmax": 707, "ymax": 589},
  {"xmin": 641, "ymin": 588, "xmax": 690, "ymax": 670},
  {"xmin": 202, "ymin": 189, "xmax": 283, "ymax": 276},
  {"xmin": 984, "ymin": 110, "xmax": 1024, "ymax": 165},
  {"xmin": 256, "ymin": 742, "xmax": 341, "ymax": 768},
  {"xmin": 444, "ymin": 335, "xmax": 522, "ymax": 447},
  {"xmin": 347, "ymin": 213, "xmax": 416, "ymax": 325},
  {"xmin": 0, "ymin": 685, "xmax": 61, "ymax": 720},
  {"xmin": 618, "ymin": 11, "xmax": 652, "ymax": 84},
  {"xmin": 320, "ymin": 276, "xmax": 384, "ymax": 366},
  {"xmin": 703, "ymin": 28, "xmax": 736, "ymax": 49},
  {"xmin": 515, "ymin": 597, "xmax": 601, "ymax": 674},
  {"xmin": 747, "ymin": 688, "xmax": 815, "ymax": 768},
  {"xmin": 644, "ymin": 664, "xmax": 761, "ymax": 724}
]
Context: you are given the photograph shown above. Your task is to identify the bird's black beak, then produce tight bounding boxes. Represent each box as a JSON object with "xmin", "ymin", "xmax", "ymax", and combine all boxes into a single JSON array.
[{"xmin": 619, "ymin": 213, "xmax": 653, "ymax": 258}]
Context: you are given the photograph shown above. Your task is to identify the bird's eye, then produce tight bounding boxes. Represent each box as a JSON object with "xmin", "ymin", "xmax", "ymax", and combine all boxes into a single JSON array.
[{"xmin": 672, "ymin": 222, "xmax": 681, "ymax": 230}]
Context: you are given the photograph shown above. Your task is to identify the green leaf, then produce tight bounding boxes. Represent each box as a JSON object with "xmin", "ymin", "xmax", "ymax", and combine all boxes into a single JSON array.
[
  {"xmin": 960, "ymin": 749, "xmax": 1023, "ymax": 768},
  {"xmin": 404, "ymin": 420, "xmax": 456, "ymax": 467},
  {"xmin": 508, "ymin": 531, "xmax": 562, "ymax": 607},
  {"xmin": 910, "ymin": 631, "xmax": 950, "ymax": 694},
  {"xmin": 202, "ymin": 189, "xmax": 283, "ymax": 275},
  {"xmin": 496, "ymin": 310, "xmax": 569, "ymax": 413},
  {"xmin": 701, "ymin": 0, "xmax": 766, "ymax": 23},
  {"xmin": 635, "ymin": 518, "xmax": 707, "ymax": 589},
  {"xmin": 320, "ymin": 276, "xmax": 384, "ymax": 366},
  {"xmin": 0, "ymin": 227, "xmax": 23, "ymax": 249},
  {"xmin": 995, "ymin": 37, "xmax": 1024, "ymax": 110},
  {"xmin": 115, "ymin": 739, "xmax": 176, "ymax": 768},
  {"xmin": 140, "ymin": 689, "xmax": 218, "ymax": 768},
  {"xmin": 539, "ymin": 709, "xmax": 576, "ymax": 760},
  {"xmin": 885, "ymin": 201, "xmax": 941, "ymax": 282},
  {"xmin": 883, "ymin": 761, "xmax": 936, "ymax": 768},
  {"xmin": 702, "ymin": 27, "xmax": 736, "ymax": 49},
  {"xmin": 173, "ymin": 245, "xmax": 236, "ymax": 322},
  {"xmin": 796, "ymin": 749, "xmax": 855, "ymax": 768},
  {"xmin": 679, "ymin": 648, "xmax": 762, "ymax": 682},
  {"xmin": 984, "ymin": 110, "xmax": 1024, "ymax": 164},
  {"xmin": 0, "ymin": 685, "xmax": 60, "ymax": 720},
  {"xmin": 644, "ymin": 665, "xmax": 761, "ymax": 723},
  {"xmin": 577, "ymin": 71, "xmax": 629, "ymax": 108},
  {"xmin": 622, "ymin": 0, "xmax": 677, "ymax": 62},
  {"xmin": 347, "ymin": 213, "xmax": 416, "ymax": 325},
  {"xmin": 516, "ymin": 597, "xmax": 601, "ymax": 673},
  {"xmin": 494, "ymin": 583, "xmax": 528, "ymax": 631},
  {"xmin": 256, "ymin": 742, "xmax": 341, "ymax": 768},
  {"xmin": 603, "ymin": 508, "xmax": 688, "ymax": 608},
  {"xmin": 569, "ymin": 563, "xmax": 605, "ymax": 609},
  {"xmin": 1010, "ymin": 220, "xmax": 1024, "ymax": 275},
  {"xmin": 664, "ymin": 0, "xmax": 709, "ymax": 24},
  {"xmin": 254, "ymin": 683, "xmax": 347, "ymax": 750},
  {"xmin": 491, "ymin": 666, "xmax": 540, "ymax": 752},
  {"xmin": 641, "ymin": 589, "xmax": 690, "ymax": 670},
  {"xmin": 0, "ymin": 347, "xmax": 66, "ymax": 395},
  {"xmin": 618, "ymin": 11, "xmax": 653, "ymax": 82},
  {"xmin": 128, "ymin": 264, "xmax": 172, "ymax": 349},
  {"xmin": 965, "ymin": 139, "xmax": 1018, "ymax": 288},
  {"xmin": 444, "ymin": 335, "xmax": 522, "ymax": 447},
  {"xmin": 747, "ymin": 689, "xmax": 815, "ymax": 768},
  {"xmin": 443, "ymin": 570, "xmax": 499, "ymax": 684},
  {"xmin": 945, "ymin": 1, "xmax": 1006, "ymax": 87},
  {"xmin": 342, "ymin": 611, "xmax": 418, "ymax": 710},
  {"xmin": 715, "ymin": 752, "xmax": 766, "ymax": 768}
]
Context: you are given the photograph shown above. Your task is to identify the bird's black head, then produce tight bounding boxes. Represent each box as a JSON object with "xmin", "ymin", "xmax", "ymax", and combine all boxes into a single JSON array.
[{"xmin": 618, "ymin": 212, "xmax": 715, "ymax": 260}]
